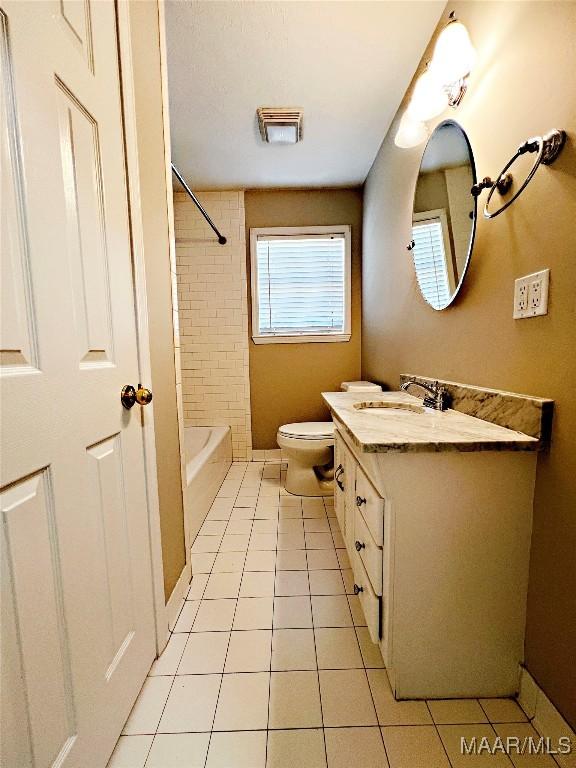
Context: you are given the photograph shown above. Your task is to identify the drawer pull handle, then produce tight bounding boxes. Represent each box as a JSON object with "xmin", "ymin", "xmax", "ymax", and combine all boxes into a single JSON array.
[
  {"xmin": 335, "ymin": 464, "xmax": 344, "ymax": 491},
  {"xmin": 355, "ymin": 540, "xmax": 365, "ymax": 552},
  {"xmin": 353, "ymin": 583, "xmax": 364, "ymax": 595},
  {"xmin": 356, "ymin": 496, "xmax": 366, "ymax": 507},
  {"xmin": 336, "ymin": 479, "xmax": 344, "ymax": 491}
]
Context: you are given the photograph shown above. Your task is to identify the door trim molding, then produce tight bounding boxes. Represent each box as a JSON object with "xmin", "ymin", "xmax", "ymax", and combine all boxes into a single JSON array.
[
  {"xmin": 156, "ymin": 0, "xmax": 191, "ymax": 564},
  {"xmin": 166, "ymin": 561, "xmax": 192, "ymax": 631},
  {"xmin": 115, "ymin": 0, "xmax": 169, "ymax": 654}
]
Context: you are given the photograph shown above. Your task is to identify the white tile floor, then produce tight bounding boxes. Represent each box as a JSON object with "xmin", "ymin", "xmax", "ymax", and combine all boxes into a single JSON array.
[{"xmin": 108, "ymin": 461, "xmax": 552, "ymax": 768}]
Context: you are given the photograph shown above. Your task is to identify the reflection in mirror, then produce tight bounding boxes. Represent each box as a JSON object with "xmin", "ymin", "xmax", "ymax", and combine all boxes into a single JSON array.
[{"xmin": 411, "ymin": 120, "xmax": 476, "ymax": 310}]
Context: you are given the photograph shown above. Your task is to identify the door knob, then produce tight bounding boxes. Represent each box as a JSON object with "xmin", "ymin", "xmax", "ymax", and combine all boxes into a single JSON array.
[
  {"xmin": 135, "ymin": 385, "xmax": 153, "ymax": 406},
  {"xmin": 353, "ymin": 583, "xmax": 363, "ymax": 595},
  {"xmin": 121, "ymin": 384, "xmax": 153, "ymax": 409}
]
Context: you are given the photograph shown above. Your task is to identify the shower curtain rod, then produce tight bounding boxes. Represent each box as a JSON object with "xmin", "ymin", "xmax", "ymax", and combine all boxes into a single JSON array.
[{"xmin": 171, "ymin": 163, "xmax": 227, "ymax": 245}]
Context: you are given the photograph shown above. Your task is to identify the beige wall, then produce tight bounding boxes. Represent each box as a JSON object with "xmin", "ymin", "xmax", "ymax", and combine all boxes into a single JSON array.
[
  {"xmin": 245, "ymin": 189, "xmax": 363, "ymax": 448},
  {"xmin": 362, "ymin": 1, "xmax": 576, "ymax": 728},
  {"xmin": 445, "ymin": 165, "xmax": 474, "ymax": 276},
  {"xmin": 174, "ymin": 191, "xmax": 252, "ymax": 460},
  {"xmin": 414, "ymin": 169, "xmax": 449, "ymax": 212},
  {"xmin": 129, "ymin": 1, "xmax": 186, "ymax": 601}
]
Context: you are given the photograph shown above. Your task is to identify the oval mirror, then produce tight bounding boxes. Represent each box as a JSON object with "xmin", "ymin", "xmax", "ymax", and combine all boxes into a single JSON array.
[{"xmin": 410, "ymin": 120, "xmax": 476, "ymax": 310}]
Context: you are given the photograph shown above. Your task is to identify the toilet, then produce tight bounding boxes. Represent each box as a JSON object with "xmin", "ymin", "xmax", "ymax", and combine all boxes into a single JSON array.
[{"xmin": 277, "ymin": 381, "xmax": 382, "ymax": 496}]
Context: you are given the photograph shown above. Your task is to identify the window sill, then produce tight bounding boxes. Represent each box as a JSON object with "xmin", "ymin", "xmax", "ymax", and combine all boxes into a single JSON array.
[{"xmin": 252, "ymin": 333, "xmax": 351, "ymax": 345}]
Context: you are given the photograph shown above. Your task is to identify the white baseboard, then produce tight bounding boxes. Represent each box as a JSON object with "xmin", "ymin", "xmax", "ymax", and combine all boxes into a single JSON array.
[
  {"xmin": 517, "ymin": 667, "xmax": 576, "ymax": 767},
  {"xmin": 166, "ymin": 560, "xmax": 192, "ymax": 633}
]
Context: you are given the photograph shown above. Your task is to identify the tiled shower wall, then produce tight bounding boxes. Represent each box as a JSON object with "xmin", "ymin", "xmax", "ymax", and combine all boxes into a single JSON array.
[{"xmin": 173, "ymin": 190, "xmax": 252, "ymax": 460}]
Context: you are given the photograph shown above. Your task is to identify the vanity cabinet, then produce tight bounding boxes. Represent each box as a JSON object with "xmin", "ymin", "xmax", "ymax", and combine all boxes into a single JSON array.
[
  {"xmin": 355, "ymin": 467, "xmax": 384, "ymax": 545},
  {"xmin": 354, "ymin": 499, "xmax": 383, "ymax": 595},
  {"xmin": 333, "ymin": 421, "xmax": 538, "ymax": 701},
  {"xmin": 335, "ymin": 432, "xmax": 388, "ymax": 647}
]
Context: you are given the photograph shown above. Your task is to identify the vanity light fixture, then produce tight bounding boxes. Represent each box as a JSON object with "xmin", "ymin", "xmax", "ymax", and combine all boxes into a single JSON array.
[
  {"xmin": 406, "ymin": 67, "xmax": 449, "ymax": 122},
  {"xmin": 429, "ymin": 12, "xmax": 476, "ymax": 106},
  {"xmin": 394, "ymin": 112, "xmax": 429, "ymax": 149},
  {"xmin": 394, "ymin": 12, "xmax": 476, "ymax": 147}
]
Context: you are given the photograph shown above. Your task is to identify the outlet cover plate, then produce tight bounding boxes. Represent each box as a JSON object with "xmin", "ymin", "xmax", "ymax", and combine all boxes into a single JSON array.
[{"xmin": 514, "ymin": 269, "xmax": 550, "ymax": 319}]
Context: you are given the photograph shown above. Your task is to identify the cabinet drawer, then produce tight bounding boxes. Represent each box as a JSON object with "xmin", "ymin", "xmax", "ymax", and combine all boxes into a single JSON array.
[
  {"xmin": 354, "ymin": 508, "xmax": 382, "ymax": 595},
  {"xmin": 352, "ymin": 551, "xmax": 381, "ymax": 644},
  {"xmin": 355, "ymin": 466, "xmax": 384, "ymax": 546}
]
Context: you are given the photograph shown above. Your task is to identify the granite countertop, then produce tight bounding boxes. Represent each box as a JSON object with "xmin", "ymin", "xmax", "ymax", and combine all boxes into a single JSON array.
[{"xmin": 322, "ymin": 391, "xmax": 541, "ymax": 453}]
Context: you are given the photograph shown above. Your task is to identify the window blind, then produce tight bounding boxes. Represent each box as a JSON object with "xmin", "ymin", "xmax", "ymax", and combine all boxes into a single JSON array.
[
  {"xmin": 255, "ymin": 234, "xmax": 346, "ymax": 337},
  {"xmin": 411, "ymin": 219, "xmax": 451, "ymax": 309}
]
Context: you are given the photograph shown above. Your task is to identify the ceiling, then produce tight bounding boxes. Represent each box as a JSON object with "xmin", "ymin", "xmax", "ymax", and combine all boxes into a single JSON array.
[
  {"xmin": 420, "ymin": 123, "xmax": 472, "ymax": 173},
  {"xmin": 165, "ymin": 1, "xmax": 445, "ymax": 190}
]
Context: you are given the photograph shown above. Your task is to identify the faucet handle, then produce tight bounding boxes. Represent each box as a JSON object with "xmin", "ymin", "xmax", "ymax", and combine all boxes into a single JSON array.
[{"xmin": 436, "ymin": 385, "xmax": 448, "ymax": 410}]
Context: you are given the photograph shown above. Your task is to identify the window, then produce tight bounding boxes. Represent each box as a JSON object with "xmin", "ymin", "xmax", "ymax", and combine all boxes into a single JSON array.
[
  {"xmin": 250, "ymin": 225, "xmax": 351, "ymax": 344},
  {"xmin": 411, "ymin": 209, "xmax": 455, "ymax": 310}
]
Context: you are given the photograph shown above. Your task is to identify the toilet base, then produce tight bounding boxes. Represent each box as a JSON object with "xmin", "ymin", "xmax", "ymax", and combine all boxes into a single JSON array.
[{"xmin": 284, "ymin": 458, "xmax": 334, "ymax": 497}]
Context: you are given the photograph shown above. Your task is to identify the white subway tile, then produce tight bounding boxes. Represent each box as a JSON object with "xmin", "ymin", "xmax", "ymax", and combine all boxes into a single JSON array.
[{"xmin": 174, "ymin": 190, "xmax": 252, "ymax": 461}]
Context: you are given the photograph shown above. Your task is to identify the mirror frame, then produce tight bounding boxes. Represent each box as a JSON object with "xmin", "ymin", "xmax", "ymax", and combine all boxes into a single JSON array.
[{"xmin": 411, "ymin": 119, "xmax": 477, "ymax": 311}]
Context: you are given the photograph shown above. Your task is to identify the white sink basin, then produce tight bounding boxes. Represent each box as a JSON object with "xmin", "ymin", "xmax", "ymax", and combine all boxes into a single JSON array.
[{"xmin": 353, "ymin": 401, "xmax": 425, "ymax": 415}]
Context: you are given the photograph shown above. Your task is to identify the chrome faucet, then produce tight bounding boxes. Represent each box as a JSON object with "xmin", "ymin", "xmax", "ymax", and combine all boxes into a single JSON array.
[{"xmin": 401, "ymin": 379, "xmax": 448, "ymax": 411}]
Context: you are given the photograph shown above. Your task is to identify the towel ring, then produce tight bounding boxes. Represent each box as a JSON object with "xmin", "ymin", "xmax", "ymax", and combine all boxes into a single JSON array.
[{"xmin": 484, "ymin": 129, "xmax": 566, "ymax": 219}]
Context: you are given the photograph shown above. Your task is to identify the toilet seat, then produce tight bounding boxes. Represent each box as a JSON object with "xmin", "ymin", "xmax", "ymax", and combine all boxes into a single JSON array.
[{"xmin": 278, "ymin": 422, "xmax": 335, "ymax": 440}]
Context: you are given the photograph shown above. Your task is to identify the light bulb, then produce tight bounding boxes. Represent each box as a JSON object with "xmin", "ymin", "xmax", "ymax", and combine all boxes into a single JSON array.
[
  {"xmin": 266, "ymin": 124, "xmax": 298, "ymax": 144},
  {"xmin": 429, "ymin": 20, "xmax": 476, "ymax": 83},
  {"xmin": 406, "ymin": 69, "xmax": 448, "ymax": 121},
  {"xmin": 394, "ymin": 112, "xmax": 428, "ymax": 149}
]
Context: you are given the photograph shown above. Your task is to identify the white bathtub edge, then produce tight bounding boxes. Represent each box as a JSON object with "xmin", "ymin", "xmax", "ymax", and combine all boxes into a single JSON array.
[{"xmin": 183, "ymin": 426, "xmax": 233, "ymax": 547}]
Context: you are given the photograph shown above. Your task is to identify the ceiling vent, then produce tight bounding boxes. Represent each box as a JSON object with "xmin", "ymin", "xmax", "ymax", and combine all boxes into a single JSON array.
[{"xmin": 257, "ymin": 107, "xmax": 303, "ymax": 144}]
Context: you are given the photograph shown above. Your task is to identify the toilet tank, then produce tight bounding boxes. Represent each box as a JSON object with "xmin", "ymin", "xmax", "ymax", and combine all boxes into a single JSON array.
[{"xmin": 341, "ymin": 381, "xmax": 382, "ymax": 392}]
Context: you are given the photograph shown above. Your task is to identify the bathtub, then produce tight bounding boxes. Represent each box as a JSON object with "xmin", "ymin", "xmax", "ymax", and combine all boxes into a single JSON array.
[{"xmin": 183, "ymin": 426, "xmax": 232, "ymax": 545}]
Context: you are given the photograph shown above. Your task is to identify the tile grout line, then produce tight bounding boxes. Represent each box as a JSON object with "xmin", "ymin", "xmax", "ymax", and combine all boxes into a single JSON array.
[
  {"xmin": 306, "ymin": 519, "xmax": 329, "ymax": 766},
  {"xmin": 202, "ymin": 461, "xmax": 251, "ymax": 768},
  {"xmin": 143, "ymin": 565, "xmax": 204, "ymax": 750},
  {"xmin": 147, "ymin": 469, "xmax": 229, "ymax": 752},
  {"xmin": 425, "ymin": 702, "xmax": 522, "ymax": 768},
  {"xmin": 149, "ymin": 625, "xmax": 189, "ymax": 746},
  {"xmin": 425, "ymin": 699, "xmax": 454, "ymax": 768},
  {"xmin": 127, "ymin": 722, "xmax": 531, "ymax": 735},
  {"xmin": 328, "ymin": 495, "xmax": 390, "ymax": 765},
  {"xmin": 201, "ymin": 460, "xmax": 282, "ymax": 758},
  {"xmin": 264, "ymin": 468, "xmax": 280, "ymax": 768},
  {"xmin": 140, "ymin": 727, "xmax": 156, "ymax": 768}
]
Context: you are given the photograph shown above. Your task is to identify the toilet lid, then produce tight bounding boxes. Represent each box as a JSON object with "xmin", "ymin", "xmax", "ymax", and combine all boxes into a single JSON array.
[
  {"xmin": 341, "ymin": 380, "xmax": 382, "ymax": 392},
  {"xmin": 278, "ymin": 422, "xmax": 335, "ymax": 439}
]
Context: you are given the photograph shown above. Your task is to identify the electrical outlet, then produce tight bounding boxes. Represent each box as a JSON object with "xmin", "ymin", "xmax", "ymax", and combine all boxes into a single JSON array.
[
  {"xmin": 513, "ymin": 269, "xmax": 550, "ymax": 319},
  {"xmin": 515, "ymin": 281, "xmax": 528, "ymax": 314}
]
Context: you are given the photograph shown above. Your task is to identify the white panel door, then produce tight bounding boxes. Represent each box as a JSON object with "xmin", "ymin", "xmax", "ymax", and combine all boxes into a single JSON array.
[{"xmin": 1, "ymin": 2, "xmax": 157, "ymax": 766}]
